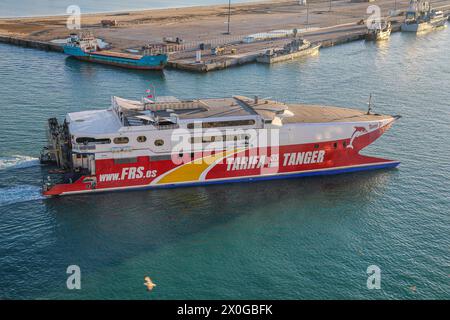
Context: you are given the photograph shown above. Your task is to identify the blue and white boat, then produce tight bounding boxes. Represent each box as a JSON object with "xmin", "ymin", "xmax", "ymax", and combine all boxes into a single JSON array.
[{"xmin": 63, "ymin": 33, "xmax": 168, "ymax": 70}]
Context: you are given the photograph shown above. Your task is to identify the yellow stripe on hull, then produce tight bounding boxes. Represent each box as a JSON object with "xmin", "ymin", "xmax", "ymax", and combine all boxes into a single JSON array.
[{"xmin": 156, "ymin": 150, "xmax": 239, "ymax": 184}]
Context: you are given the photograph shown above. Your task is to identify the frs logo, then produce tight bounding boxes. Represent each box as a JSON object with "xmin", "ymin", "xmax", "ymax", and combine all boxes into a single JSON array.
[
  {"xmin": 121, "ymin": 167, "xmax": 157, "ymax": 180},
  {"xmin": 99, "ymin": 167, "xmax": 157, "ymax": 182}
]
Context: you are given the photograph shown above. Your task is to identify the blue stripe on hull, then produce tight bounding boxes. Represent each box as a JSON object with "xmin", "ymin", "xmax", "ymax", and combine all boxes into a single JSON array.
[
  {"xmin": 65, "ymin": 161, "xmax": 400, "ymax": 196},
  {"xmin": 152, "ymin": 162, "xmax": 401, "ymax": 190}
]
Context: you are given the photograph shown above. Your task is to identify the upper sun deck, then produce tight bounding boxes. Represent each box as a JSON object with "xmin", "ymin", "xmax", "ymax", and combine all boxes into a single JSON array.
[
  {"xmin": 113, "ymin": 96, "xmax": 259, "ymax": 123},
  {"xmin": 67, "ymin": 95, "xmax": 395, "ymax": 138},
  {"xmin": 113, "ymin": 95, "xmax": 394, "ymax": 125},
  {"xmin": 66, "ymin": 109, "xmax": 122, "ymax": 136},
  {"xmin": 112, "ymin": 95, "xmax": 299, "ymax": 128},
  {"xmin": 282, "ymin": 104, "xmax": 393, "ymax": 123}
]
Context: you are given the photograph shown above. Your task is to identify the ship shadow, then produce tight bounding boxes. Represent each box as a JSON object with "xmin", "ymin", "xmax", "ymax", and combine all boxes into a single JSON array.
[
  {"xmin": 43, "ymin": 168, "xmax": 399, "ymax": 259},
  {"xmin": 64, "ymin": 56, "xmax": 167, "ymax": 80},
  {"xmin": 0, "ymin": 167, "xmax": 398, "ymax": 298}
]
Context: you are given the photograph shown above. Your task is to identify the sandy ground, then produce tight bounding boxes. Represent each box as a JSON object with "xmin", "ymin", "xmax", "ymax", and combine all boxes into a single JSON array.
[{"xmin": 0, "ymin": 0, "xmax": 449, "ymax": 52}]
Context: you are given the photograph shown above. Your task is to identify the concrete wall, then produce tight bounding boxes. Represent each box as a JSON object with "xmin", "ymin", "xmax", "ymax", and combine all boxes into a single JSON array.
[{"xmin": 0, "ymin": 35, "xmax": 63, "ymax": 52}]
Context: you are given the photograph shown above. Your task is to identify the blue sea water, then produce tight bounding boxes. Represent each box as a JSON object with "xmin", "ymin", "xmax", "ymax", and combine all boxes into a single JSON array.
[
  {"xmin": 0, "ymin": 28, "xmax": 449, "ymax": 299},
  {"xmin": 0, "ymin": 0, "xmax": 257, "ymax": 18}
]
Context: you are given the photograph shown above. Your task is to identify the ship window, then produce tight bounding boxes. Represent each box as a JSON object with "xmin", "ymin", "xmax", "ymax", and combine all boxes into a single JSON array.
[
  {"xmin": 150, "ymin": 155, "xmax": 172, "ymax": 161},
  {"xmin": 189, "ymin": 134, "xmax": 250, "ymax": 144},
  {"xmin": 76, "ymin": 137, "xmax": 111, "ymax": 145},
  {"xmin": 114, "ymin": 157, "xmax": 137, "ymax": 165},
  {"xmin": 187, "ymin": 119, "xmax": 256, "ymax": 129},
  {"xmin": 154, "ymin": 139, "xmax": 164, "ymax": 146},
  {"xmin": 314, "ymin": 144, "xmax": 319, "ymax": 149},
  {"xmin": 114, "ymin": 137, "xmax": 129, "ymax": 144},
  {"xmin": 96, "ymin": 139, "xmax": 111, "ymax": 144},
  {"xmin": 137, "ymin": 136, "xmax": 147, "ymax": 143},
  {"xmin": 190, "ymin": 136, "xmax": 219, "ymax": 144},
  {"xmin": 204, "ymin": 136, "xmax": 215, "ymax": 143},
  {"xmin": 333, "ymin": 142, "xmax": 338, "ymax": 149},
  {"xmin": 343, "ymin": 141, "xmax": 347, "ymax": 147}
]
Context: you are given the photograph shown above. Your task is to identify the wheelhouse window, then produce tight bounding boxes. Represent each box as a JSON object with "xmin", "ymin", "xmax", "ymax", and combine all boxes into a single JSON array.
[
  {"xmin": 187, "ymin": 119, "xmax": 256, "ymax": 129},
  {"xmin": 75, "ymin": 137, "xmax": 111, "ymax": 145},
  {"xmin": 114, "ymin": 137, "xmax": 129, "ymax": 144}
]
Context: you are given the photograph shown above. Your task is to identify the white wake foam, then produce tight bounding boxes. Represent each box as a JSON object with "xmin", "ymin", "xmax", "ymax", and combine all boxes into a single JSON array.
[
  {"xmin": 0, "ymin": 155, "xmax": 40, "ymax": 170},
  {"xmin": 0, "ymin": 185, "xmax": 44, "ymax": 206}
]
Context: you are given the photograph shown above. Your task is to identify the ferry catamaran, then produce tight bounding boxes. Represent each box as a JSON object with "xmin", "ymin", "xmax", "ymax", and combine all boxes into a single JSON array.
[{"xmin": 40, "ymin": 95, "xmax": 400, "ymax": 196}]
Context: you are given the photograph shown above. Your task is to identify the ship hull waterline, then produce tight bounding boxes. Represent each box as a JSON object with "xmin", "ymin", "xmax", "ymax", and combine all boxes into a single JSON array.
[
  {"xmin": 69, "ymin": 55, "xmax": 165, "ymax": 70},
  {"xmin": 44, "ymin": 161, "xmax": 399, "ymax": 197},
  {"xmin": 401, "ymin": 18, "xmax": 447, "ymax": 32},
  {"xmin": 256, "ymin": 45, "xmax": 321, "ymax": 64},
  {"xmin": 366, "ymin": 30, "xmax": 391, "ymax": 41},
  {"xmin": 63, "ymin": 45, "xmax": 168, "ymax": 70}
]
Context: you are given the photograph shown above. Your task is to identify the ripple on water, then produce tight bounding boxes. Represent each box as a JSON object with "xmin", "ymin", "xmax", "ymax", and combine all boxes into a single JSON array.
[
  {"xmin": 0, "ymin": 155, "xmax": 40, "ymax": 171},
  {"xmin": 0, "ymin": 185, "xmax": 44, "ymax": 207},
  {"xmin": 0, "ymin": 29, "xmax": 450, "ymax": 299}
]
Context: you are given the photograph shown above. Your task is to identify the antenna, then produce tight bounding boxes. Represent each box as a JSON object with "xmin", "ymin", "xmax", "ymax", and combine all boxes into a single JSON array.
[
  {"xmin": 306, "ymin": 2, "xmax": 310, "ymax": 30},
  {"xmin": 367, "ymin": 94, "xmax": 373, "ymax": 115},
  {"xmin": 143, "ymin": 84, "xmax": 157, "ymax": 105}
]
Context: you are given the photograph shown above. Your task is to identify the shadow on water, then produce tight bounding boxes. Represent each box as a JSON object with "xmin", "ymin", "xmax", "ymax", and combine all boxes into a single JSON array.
[
  {"xmin": 41, "ymin": 168, "xmax": 397, "ymax": 258},
  {"xmin": 63, "ymin": 56, "xmax": 167, "ymax": 81},
  {"xmin": 28, "ymin": 168, "xmax": 398, "ymax": 299}
]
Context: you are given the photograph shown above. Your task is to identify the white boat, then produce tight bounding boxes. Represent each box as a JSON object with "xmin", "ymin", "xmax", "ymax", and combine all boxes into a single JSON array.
[
  {"xmin": 366, "ymin": 20, "xmax": 392, "ymax": 41},
  {"xmin": 256, "ymin": 39, "xmax": 320, "ymax": 64}
]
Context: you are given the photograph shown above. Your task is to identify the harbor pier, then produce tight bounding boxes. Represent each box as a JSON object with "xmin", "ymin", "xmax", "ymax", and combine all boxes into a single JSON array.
[{"xmin": 1, "ymin": 0, "xmax": 449, "ymax": 72}]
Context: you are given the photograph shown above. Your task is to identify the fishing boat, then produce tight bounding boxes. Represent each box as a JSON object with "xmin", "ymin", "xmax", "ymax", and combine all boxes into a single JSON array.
[
  {"xmin": 366, "ymin": 20, "xmax": 392, "ymax": 41},
  {"xmin": 256, "ymin": 39, "xmax": 320, "ymax": 64},
  {"xmin": 40, "ymin": 94, "xmax": 401, "ymax": 196},
  {"xmin": 63, "ymin": 33, "xmax": 168, "ymax": 70},
  {"xmin": 401, "ymin": 0, "xmax": 447, "ymax": 33}
]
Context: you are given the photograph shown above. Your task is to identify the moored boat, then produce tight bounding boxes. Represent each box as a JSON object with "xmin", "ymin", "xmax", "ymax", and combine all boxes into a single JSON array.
[
  {"xmin": 366, "ymin": 20, "xmax": 392, "ymax": 41},
  {"xmin": 40, "ymin": 94, "xmax": 401, "ymax": 196},
  {"xmin": 257, "ymin": 39, "xmax": 320, "ymax": 64},
  {"xmin": 63, "ymin": 33, "xmax": 168, "ymax": 70},
  {"xmin": 401, "ymin": 0, "xmax": 447, "ymax": 33}
]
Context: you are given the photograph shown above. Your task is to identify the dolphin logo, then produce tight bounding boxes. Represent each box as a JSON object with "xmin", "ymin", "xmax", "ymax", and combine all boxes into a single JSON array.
[{"xmin": 347, "ymin": 126, "xmax": 368, "ymax": 149}]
